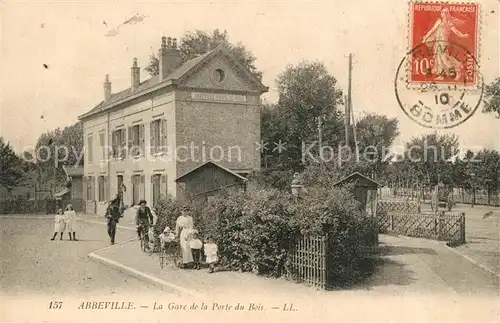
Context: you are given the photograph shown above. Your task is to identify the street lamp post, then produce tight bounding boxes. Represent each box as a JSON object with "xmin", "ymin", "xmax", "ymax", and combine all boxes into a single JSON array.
[
  {"xmin": 470, "ymin": 171, "xmax": 475, "ymax": 208},
  {"xmin": 291, "ymin": 172, "xmax": 304, "ymax": 202}
]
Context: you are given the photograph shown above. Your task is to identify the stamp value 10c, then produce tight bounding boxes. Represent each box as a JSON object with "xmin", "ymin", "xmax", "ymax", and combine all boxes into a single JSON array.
[{"xmin": 410, "ymin": 1, "xmax": 479, "ymax": 86}]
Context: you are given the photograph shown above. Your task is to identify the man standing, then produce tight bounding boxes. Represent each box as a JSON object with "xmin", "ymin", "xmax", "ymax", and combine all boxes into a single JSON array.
[
  {"xmin": 135, "ymin": 200, "xmax": 154, "ymax": 249},
  {"xmin": 105, "ymin": 194, "xmax": 122, "ymax": 245}
]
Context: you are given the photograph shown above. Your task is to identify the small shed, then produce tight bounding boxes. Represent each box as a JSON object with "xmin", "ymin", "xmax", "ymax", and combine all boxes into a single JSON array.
[
  {"xmin": 333, "ymin": 172, "xmax": 381, "ymax": 246},
  {"xmin": 175, "ymin": 161, "xmax": 247, "ymax": 206},
  {"xmin": 333, "ymin": 172, "xmax": 381, "ymax": 217}
]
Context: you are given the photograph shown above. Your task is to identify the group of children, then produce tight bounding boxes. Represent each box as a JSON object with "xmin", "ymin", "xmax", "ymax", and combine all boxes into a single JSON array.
[
  {"xmin": 158, "ymin": 227, "xmax": 219, "ymax": 273},
  {"xmin": 51, "ymin": 205, "xmax": 78, "ymax": 241}
]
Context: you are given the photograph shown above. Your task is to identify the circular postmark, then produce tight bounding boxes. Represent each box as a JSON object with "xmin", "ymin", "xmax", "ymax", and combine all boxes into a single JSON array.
[{"xmin": 395, "ymin": 41, "xmax": 484, "ymax": 129}]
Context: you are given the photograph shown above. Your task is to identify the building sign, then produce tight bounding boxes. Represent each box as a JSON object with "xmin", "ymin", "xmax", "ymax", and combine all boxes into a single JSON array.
[{"xmin": 191, "ymin": 92, "xmax": 246, "ymax": 103}]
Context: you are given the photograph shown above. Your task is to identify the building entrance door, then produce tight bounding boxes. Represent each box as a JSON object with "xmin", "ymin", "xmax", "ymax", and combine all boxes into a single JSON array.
[
  {"xmin": 117, "ymin": 175, "xmax": 124, "ymax": 195},
  {"xmin": 132, "ymin": 175, "xmax": 140, "ymax": 205}
]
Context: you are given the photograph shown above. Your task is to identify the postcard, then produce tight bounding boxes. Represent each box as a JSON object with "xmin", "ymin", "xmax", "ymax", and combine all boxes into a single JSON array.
[{"xmin": 1, "ymin": 0, "xmax": 499, "ymax": 322}]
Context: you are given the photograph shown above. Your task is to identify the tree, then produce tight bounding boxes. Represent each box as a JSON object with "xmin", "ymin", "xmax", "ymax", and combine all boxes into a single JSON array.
[
  {"xmin": 145, "ymin": 29, "xmax": 263, "ymax": 81},
  {"xmin": 34, "ymin": 122, "xmax": 84, "ymax": 190},
  {"xmin": 273, "ymin": 61, "xmax": 344, "ymax": 170},
  {"xmin": 354, "ymin": 113, "xmax": 400, "ymax": 176},
  {"xmin": 402, "ymin": 132, "xmax": 460, "ymax": 186},
  {"xmin": 260, "ymin": 104, "xmax": 285, "ymax": 169},
  {"xmin": 483, "ymin": 78, "xmax": 500, "ymax": 118},
  {"xmin": 0, "ymin": 138, "xmax": 25, "ymax": 192},
  {"xmin": 472, "ymin": 149, "xmax": 500, "ymax": 202},
  {"xmin": 356, "ymin": 114, "xmax": 399, "ymax": 155}
]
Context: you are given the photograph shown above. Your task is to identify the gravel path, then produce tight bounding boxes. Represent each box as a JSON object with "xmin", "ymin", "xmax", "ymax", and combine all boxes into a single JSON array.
[{"xmin": 0, "ymin": 217, "xmax": 176, "ymax": 298}]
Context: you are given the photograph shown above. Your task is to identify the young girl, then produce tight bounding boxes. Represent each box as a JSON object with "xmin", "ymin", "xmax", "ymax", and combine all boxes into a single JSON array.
[
  {"xmin": 50, "ymin": 209, "xmax": 65, "ymax": 241},
  {"xmin": 189, "ymin": 230, "xmax": 203, "ymax": 270},
  {"xmin": 203, "ymin": 236, "xmax": 218, "ymax": 273},
  {"xmin": 64, "ymin": 204, "xmax": 78, "ymax": 241}
]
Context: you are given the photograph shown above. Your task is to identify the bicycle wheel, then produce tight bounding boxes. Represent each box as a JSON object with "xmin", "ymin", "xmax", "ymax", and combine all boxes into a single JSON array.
[
  {"xmin": 141, "ymin": 236, "xmax": 147, "ymax": 252},
  {"xmin": 173, "ymin": 249, "xmax": 180, "ymax": 267},
  {"xmin": 159, "ymin": 248, "xmax": 166, "ymax": 269}
]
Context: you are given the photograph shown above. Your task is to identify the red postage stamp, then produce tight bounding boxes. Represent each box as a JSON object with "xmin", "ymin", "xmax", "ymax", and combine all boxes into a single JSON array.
[{"xmin": 409, "ymin": 2, "xmax": 479, "ymax": 87}]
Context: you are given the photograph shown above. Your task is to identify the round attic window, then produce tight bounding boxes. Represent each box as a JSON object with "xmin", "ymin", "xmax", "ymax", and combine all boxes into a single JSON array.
[{"xmin": 210, "ymin": 68, "xmax": 226, "ymax": 84}]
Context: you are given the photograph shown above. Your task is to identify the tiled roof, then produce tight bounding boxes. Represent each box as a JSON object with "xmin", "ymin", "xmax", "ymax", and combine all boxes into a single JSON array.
[
  {"xmin": 79, "ymin": 50, "xmax": 214, "ymax": 120},
  {"xmin": 332, "ymin": 172, "xmax": 381, "ymax": 187},
  {"xmin": 175, "ymin": 161, "xmax": 248, "ymax": 182}
]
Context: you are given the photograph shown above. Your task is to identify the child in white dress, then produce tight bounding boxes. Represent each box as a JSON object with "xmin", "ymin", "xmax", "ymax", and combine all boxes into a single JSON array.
[
  {"xmin": 189, "ymin": 231, "xmax": 203, "ymax": 270},
  {"xmin": 64, "ymin": 204, "xmax": 78, "ymax": 241},
  {"xmin": 203, "ymin": 236, "xmax": 218, "ymax": 273},
  {"xmin": 51, "ymin": 209, "xmax": 65, "ymax": 241}
]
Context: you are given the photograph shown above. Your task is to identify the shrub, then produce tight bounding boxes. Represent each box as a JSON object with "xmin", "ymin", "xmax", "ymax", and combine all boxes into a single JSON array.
[
  {"xmin": 289, "ymin": 183, "xmax": 375, "ymax": 285},
  {"xmin": 153, "ymin": 195, "xmax": 182, "ymax": 236},
  {"xmin": 241, "ymin": 189, "xmax": 296, "ymax": 276},
  {"xmin": 163, "ymin": 165, "xmax": 377, "ymax": 287},
  {"xmin": 200, "ymin": 188, "xmax": 297, "ymax": 276},
  {"xmin": 202, "ymin": 190, "xmax": 249, "ymax": 271}
]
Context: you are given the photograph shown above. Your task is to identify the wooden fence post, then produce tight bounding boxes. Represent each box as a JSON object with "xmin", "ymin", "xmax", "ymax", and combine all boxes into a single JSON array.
[
  {"xmin": 390, "ymin": 212, "xmax": 394, "ymax": 231},
  {"xmin": 460, "ymin": 212, "xmax": 466, "ymax": 244},
  {"xmin": 322, "ymin": 233, "xmax": 328, "ymax": 290},
  {"xmin": 438, "ymin": 211, "xmax": 445, "ymax": 240}
]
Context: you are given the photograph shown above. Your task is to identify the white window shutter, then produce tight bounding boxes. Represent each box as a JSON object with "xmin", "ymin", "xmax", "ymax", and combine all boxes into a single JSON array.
[
  {"xmin": 161, "ymin": 119, "xmax": 167, "ymax": 153},
  {"xmin": 150, "ymin": 121, "xmax": 156, "ymax": 155},
  {"xmin": 127, "ymin": 127, "xmax": 133, "ymax": 158},
  {"xmin": 120, "ymin": 129, "xmax": 126, "ymax": 158},
  {"xmin": 104, "ymin": 176, "xmax": 109, "ymax": 201},
  {"xmin": 139, "ymin": 124, "xmax": 145, "ymax": 156},
  {"xmin": 160, "ymin": 174, "xmax": 167, "ymax": 199},
  {"xmin": 83, "ymin": 177, "xmax": 88, "ymax": 201},
  {"xmin": 140, "ymin": 175, "xmax": 145, "ymax": 200}
]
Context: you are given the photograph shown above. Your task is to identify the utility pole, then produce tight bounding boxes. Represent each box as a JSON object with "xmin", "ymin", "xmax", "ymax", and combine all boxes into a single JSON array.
[
  {"xmin": 345, "ymin": 53, "xmax": 353, "ymax": 148},
  {"xmin": 315, "ymin": 115, "xmax": 324, "ymax": 167},
  {"xmin": 317, "ymin": 115, "xmax": 323, "ymax": 152}
]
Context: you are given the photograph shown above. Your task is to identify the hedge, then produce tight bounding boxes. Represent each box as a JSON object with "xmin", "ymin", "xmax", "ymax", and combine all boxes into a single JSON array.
[{"xmin": 153, "ymin": 167, "xmax": 376, "ymax": 286}]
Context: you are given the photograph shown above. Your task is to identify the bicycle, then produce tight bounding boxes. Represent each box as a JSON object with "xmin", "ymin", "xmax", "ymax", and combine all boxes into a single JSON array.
[
  {"xmin": 137, "ymin": 223, "xmax": 149, "ymax": 252},
  {"xmin": 159, "ymin": 239, "xmax": 180, "ymax": 269}
]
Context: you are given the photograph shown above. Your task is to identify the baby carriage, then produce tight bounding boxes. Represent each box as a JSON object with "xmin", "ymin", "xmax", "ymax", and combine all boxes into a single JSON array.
[{"xmin": 158, "ymin": 227, "xmax": 180, "ymax": 269}]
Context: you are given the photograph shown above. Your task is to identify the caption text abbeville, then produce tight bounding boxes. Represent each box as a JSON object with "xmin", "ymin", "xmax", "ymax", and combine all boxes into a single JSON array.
[{"xmin": 62, "ymin": 301, "xmax": 297, "ymax": 312}]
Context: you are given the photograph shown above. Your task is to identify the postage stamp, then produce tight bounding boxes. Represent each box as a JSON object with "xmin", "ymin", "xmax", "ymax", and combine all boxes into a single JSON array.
[
  {"xmin": 395, "ymin": 1, "xmax": 484, "ymax": 129},
  {"xmin": 408, "ymin": 1, "xmax": 480, "ymax": 88}
]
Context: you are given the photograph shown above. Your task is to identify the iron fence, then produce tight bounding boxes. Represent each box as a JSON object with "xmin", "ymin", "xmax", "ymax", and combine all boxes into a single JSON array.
[{"xmin": 378, "ymin": 211, "xmax": 465, "ymax": 243}]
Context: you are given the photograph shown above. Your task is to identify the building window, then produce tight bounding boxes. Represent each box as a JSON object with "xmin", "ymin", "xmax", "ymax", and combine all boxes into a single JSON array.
[
  {"xmin": 150, "ymin": 119, "xmax": 167, "ymax": 155},
  {"xmin": 152, "ymin": 174, "xmax": 161, "ymax": 206},
  {"xmin": 112, "ymin": 129, "xmax": 126, "ymax": 159},
  {"xmin": 128, "ymin": 124, "xmax": 145, "ymax": 157},
  {"xmin": 117, "ymin": 175, "xmax": 124, "ymax": 197},
  {"xmin": 132, "ymin": 174, "xmax": 145, "ymax": 205},
  {"xmin": 99, "ymin": 132, "xmax": 106, "ymax": 161},
  {"xmin": 86, "ymin": 176, "xmax": 95, "ymax": 201},
  {"xmin": 98, "ymin": 176, "xmax": 105, "ymax": 202},
  {"xmin": 211, "ymin": 68, "xmax": 226, "ymax": 84},
  {"xmin": 151, "ymin": 173, "xmax": 167, "ymax": 207},
  {"xmin": 87, "ymin": 134, "xmax": 93, "ymax": 164}
]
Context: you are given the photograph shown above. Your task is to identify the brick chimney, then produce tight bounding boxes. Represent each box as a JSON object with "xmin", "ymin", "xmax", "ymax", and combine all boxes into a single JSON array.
[
  {"xmin": 104, "ymin": 74, "xmax": 111, "ymax": 102},
  {"xmin": 158, "ymin": 36, "xmax": 183, "ymax": 81},
  {"xmin": 131, "ymin": 58, "xmax": 140, "ymax": 90}
]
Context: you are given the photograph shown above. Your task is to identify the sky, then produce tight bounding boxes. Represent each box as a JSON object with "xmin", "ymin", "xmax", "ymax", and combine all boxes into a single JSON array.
[{"xmin": 1, "ymin": 0, "xmax": 499, "ymax": 154}]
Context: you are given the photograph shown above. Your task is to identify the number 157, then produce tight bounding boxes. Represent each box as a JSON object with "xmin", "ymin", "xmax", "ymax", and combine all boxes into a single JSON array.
[{"xmin": 49, "ymin": 301, "xmax": 63, "ymax": 309}]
